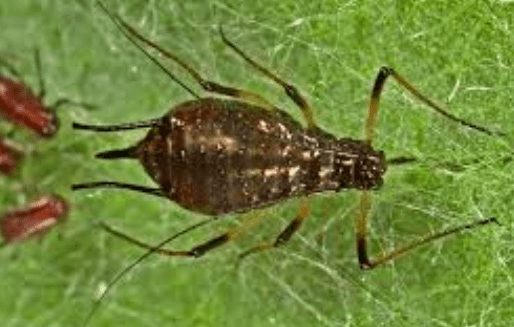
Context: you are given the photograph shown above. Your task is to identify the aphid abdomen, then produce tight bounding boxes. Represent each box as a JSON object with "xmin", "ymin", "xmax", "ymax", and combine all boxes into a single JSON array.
[
  {"xmin": 0, "ymin": 75, "xmax": 57, "ymax": 137},
  {"xmin": 135, "ymin": 98, "xmax": 383, "ymax": 215}
]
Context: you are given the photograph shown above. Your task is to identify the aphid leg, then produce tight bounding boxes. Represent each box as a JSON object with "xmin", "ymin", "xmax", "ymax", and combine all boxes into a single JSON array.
[
  {"xmin": 72, "ymin": 181, "xmax": 167, "ymax": 199},
  {"xmin": 72, "ymin": 118, "xmax": 161, "ymax": 132},
  {"xmin": 85, "ymin": 216, "xmax": 219, "ymax": 326},
  {"xmin": 365, "ymin": 66, "xmax": 504, "ymax": 144},
  {"xmin": 355, "ymin": 191, "xmax": 500, "ymax": 270},
  {"xmin": 99, "ymin": 212, "xmax": 266, "ymax": 258},
  {"xmin": 96, "ymin": 2, "xmax": 274, "ymax": 110},
  {"xmin": 219, "ymin": 27, "xmax": 317, "ymax": 130},
  {"xmin": 238, "ymin": 198, "xmax": 310, "ymax": 261},
  {"xmin": 98, "ymin": 221, "xmax": 230, "ymax": 257},
  {"xmin": 98, "ymin": 222, "xmax": 194, "ymax": 256}
]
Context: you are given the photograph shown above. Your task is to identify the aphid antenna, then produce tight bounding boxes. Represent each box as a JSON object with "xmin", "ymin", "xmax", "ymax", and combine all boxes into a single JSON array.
[
  {"xmin": 95, "ymin": 1, "xmax": 200, "ymax": 99},
  {"xmin": 83, "ymin": 216, "xmax": 219, "ymax": 327}
]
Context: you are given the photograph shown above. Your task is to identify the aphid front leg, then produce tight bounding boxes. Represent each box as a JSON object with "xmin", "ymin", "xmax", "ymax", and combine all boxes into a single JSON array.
[
  {"xmin": 238, "ymin": 198, "xmax": 310, "ymax": 261},
  {"xmin": 220, "ymin": 28, "xmax": 318, "ymax": 130},
  {"xmin": 355, "ymin": 192, "xmax": 500, "ymax": 270}
]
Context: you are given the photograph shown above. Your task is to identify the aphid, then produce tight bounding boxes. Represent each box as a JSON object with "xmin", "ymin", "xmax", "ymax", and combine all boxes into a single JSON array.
[
  {"xmin": 0, "ymin": 50, "xmax": 93, "ymax": 137},
  {"xmin": 74, "ymin": 2, "xmax": 502, "ymax": 271},
  {"xmin": 0, "ymin": 137, "xmax": 23, "ymax": 175},
  {"xmin": 74, "ymin": 3, "xmax": 503, "ymax": 324},
  {"xmin": 0, "ymin": 194, "xmax": 69, "ymax": 245}
]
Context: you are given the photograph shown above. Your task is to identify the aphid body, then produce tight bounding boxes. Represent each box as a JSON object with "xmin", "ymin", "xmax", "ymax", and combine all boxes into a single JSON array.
[
  {"xmin": 100, "ymin": 98, "xmax": 386, "ymax": 215},
  {"xmin": 0, "ymin": 74, "xmax": 58, "ymax": 137},
  {"xmin": 74, "ymin": 5, "xmax": 503, "ymax": 323},
  {"xmin": 74, "ymin": 1, "xmax": 501, "ymax": 275},
  {"xmin": 0, "ymin": 194, "xmax": 68, "ymax": 244}
]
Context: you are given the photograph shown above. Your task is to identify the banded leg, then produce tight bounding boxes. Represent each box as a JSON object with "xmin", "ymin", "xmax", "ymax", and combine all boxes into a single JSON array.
[
  {"xmin": 98, "ymin": 222, "xmax": 228, "ymax": 257},
  {"xmin": 98, "ymin": 212, "xmax": 267, "ymax": 258},
  {"xmin": 365, "ymin": 66, "xmax": 504, "ymax": 144},
  {"xmin": 72, "ymin": 181, "xmax": 167, "ymax": 199},
  {"xmin": 238, "ymin": 198, "xmax": 311, "ymax": 260},
  {"xmin": 356, "ymin": 191, "xmax": 500, "ymax": 270},
  {"xmin": 85, "ymin": 216, "xmax": 220, "ymax": 325},
  {"xmin": 97, "ymin": 2, "xmax": 275, "ymax": 110},
  {"xmin": 219, "ymin": 28, "xmax": 317, "ymax": 129}
]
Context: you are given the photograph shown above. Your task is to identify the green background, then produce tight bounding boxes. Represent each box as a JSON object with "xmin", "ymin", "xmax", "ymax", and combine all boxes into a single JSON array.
[{"xmin": 0, "ymin": 0, "xmax": 512, "ymax": 326}]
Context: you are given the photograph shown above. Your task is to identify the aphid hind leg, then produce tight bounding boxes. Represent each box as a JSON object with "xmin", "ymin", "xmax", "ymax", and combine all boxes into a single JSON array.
[
  {"xmin": 96, "ymin": 2, "xmax": 275, "ymax": 110},
  {"xmin": 238, "ymin": 198, "xmax": 310, "ymax": 261},
  {"xmin": 356, "ymin": 191, "xmax": 500, "ymax": 270},
  {"xmin": 365, "ymin": 66, "xmax": 504, "ymax": 144},
  {"xmin": 219, "ymin": 28, "xmax": 317, "ymax": 130}
]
